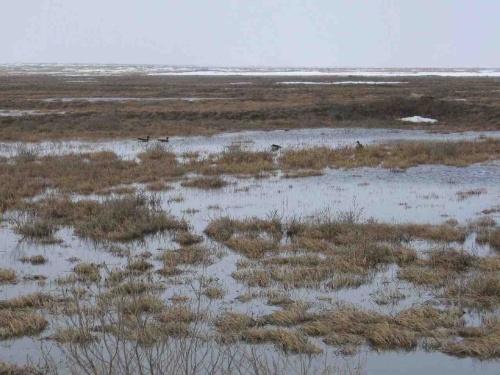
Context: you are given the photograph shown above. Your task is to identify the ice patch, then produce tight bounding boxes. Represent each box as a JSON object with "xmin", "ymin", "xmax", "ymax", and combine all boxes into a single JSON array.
[
  {"xmin": 0, "ymin": 109, "xmax": 65, "ymax": 117},
  {"xmin": 400, "ymin": 116, "xmax": 438, "ymax": 124},
  {"xmin": 41, "ymin": 97, "xmax": 231, "ymax": 103},
  {"xmin": 278, "ymin": 81, "xmax": 406, "ymax": 85}
]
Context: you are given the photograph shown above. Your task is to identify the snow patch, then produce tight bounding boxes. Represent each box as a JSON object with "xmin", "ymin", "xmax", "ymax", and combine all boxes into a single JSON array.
[{"xmin": 400, "ymin": 116, "xmax": 438, "ymax": 124}]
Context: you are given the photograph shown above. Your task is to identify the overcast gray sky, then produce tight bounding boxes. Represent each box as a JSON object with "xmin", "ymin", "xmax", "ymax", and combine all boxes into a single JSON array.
[{"xmin": 2, "ymin": 0, "xmax": 499, "ymax": 67}]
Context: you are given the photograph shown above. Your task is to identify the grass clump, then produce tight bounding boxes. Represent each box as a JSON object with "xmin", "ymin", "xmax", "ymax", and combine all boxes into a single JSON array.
[
  {"xmin": 444, "ymin": 272, "xmax": 500, "ymax": 309},
  {"xmin": 52, "ymin": 327, "xmax": 96, "ymax": 344},
  {"xmin": 126, "ymin": 259, "xmax": 154, "ymax": 273},
  {"xmin": 194, "ymin": 147, "xmax": 275, "ymax": 176},
  {"xmin": 181, "ymin": 176, "xmax": 228, "ymax": 189},
  {"xmin": 279, "ymin": 139, "xmax": 500, "ymax": 171},
  {"xmin": 0, "ymin": 362, "xmax": 40, "ymax": 375},
  {"xmin": 160, "ymin": 246, "xmax": 213, "ymax": 267},
  {"xmin": 476, "ymin": 228, "xmax": 500, "ymax": 251},
  {"xmin": 0, "ymin": 293, "xmax": 56, "ymax": 309},
  {"xmin": 0, "ymin": 310, "xmax": 48, "ymax": 339},
  {"xmin": 242, "ymin": 328, "xmax": 322, "ymax": 354},
  {"xmin": 73, "ymin": 263, "xmax": 101, "ymax": 283},
  {"xmin": 0, "ymin": 268, "xmax": 16, "ymax": 284},
  {"xmin": 74, "ymin": 194, "xmax": 188, "ymax": 242},
  {"xmin": 19, "ymin": 255, "xmax": 47, "ymax": 265},
  {"xmin": 174, "ymin": 231, "xmax": 203, "ymax": 246},
  {"xmin": 13, "ymin": 216, "xmax": 59, "ymax": 244},
  {"xmin": 442, "ymin": 317, "xmax": 500, "ymax": 359},
  {"xmin": 203, "ymin": 286, "xmax": 225, "ymax": 300}
]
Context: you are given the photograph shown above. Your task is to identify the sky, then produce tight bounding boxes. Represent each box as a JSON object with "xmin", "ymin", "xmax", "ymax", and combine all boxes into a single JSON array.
[{"xmin": 1, "ymin": 0, "xmax": 499, "ymax": 67}]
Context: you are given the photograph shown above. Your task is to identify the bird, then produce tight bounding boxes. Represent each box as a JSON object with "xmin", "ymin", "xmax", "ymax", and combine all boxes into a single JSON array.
[
  {"xmin": 271, "ymin": 144, "xmax": 282, "ymax": 151},
  {"xmin": 355, "ymin": 141, "xmax": 364, "ymax": 150},
  {"xmin": 157, "ymin": 137, "xmax": 169, "ymax": 143},
  {"xmin": 137, "ymin": 136, "xmax": 150, "ymax": 142}
]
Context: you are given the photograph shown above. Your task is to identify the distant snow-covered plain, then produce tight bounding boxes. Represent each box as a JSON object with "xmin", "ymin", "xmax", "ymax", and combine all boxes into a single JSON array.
[{"xmin": 1, "ymin": 64, "xmax": 499, "ymax": 77}]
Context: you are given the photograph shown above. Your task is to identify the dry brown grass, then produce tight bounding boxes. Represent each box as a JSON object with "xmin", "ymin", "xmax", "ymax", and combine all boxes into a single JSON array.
[
  {"xmin": 0, "ymin": 362, "xmax": 41, "ymax": 375},
  {"xmin": 174, "ymin": 231, "xmax": 203, "ymax": 246},
  {"xmin": 22, "ymin": 193, "xmax": 188, "ymax": 242},
  {"xmin": 0, "ymin": 310, "xmax": 48, "ymax": 339},
  {"xmin": 203, "ymin": 286, "xmax": 225, "ymax": 300},
  {"xmin": 0, "ymin": 268, "xmax": 16, "ymax": 284},
  {"xmin": 19, "ymin": 255, "xmax": 47, "ymax": 265},
  {"xmin": 260, "ymin": 303, "xmax": 313, "ymax": 326},
  {"xmin": 160, "ymin": 245, "xmax": 213, "ymax": 267},
  {"xmin": 12, "ymin": 216, "xmax": 59, "ymax": 244},
  {"xmin": 444, "ymin": 272, "xmax": 500, "ymax": 309},
  {"xmin": 279, "ymin": 139, "xmax": 500, "ymax": 170},
  {"xmin": 181, "ymin": 176, "xmax": 229, "ymax": 189},
  {"xmin": 0, "ymin": 293, "xmax": 57, "ymax": 309},
  {"xmin": 192, "ymin": 147, "xmax": 275, "ymax": 176},
  {"xmin": 205, "ymin": 216, "xmax": 283, "ymax": 243},
  {"xmin": 442, "ymin": 317, "xmax": 500, "ymax": 359},
  {"xmin": 73, "ymin": 263, "xmax": 101, "ymax": 283},
  {"xmin": 242, "ymin": 328, "xmax": 322, "ymax": 354},
  {"xmin": 282, "ymin": 170, "xmax": 324, "ymax": 179},
  {"xmin": 52, "ymin": 327, "xmax": 97, "ymax": 344},
  {"xmin": 126, "ymin": 259, "xmax": 154, "ymax": 273},
  {"xmin": 476, "ymin": 228, "xmax": 500, "ymax": 251},
  {"xmin": 156, "ymin": 304, "xmax": 199, "ymax": 324}
]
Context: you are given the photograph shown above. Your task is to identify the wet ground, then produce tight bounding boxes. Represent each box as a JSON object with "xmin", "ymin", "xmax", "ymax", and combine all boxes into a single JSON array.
[
  {"xmin": 1, "ymin": 127, "xmax": 500, "ymax": 159},
  {"xmin": 0, "ymin": 128, "xmax": 499, "ymax": 374}
]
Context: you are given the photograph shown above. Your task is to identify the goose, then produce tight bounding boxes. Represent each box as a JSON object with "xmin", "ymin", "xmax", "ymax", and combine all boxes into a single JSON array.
[
  {"xmin": 271, "ymin": 144, "xmax": 282, "ymax": 151},
  {"xmin": 157, "ymin": 137, "xmax": 169, "ymax": 143},
  {"xmin": 355, "ymin": 141, "xmax": 364, "ymax": 150},
  {"xmin": 138, "ymin": 135, "xmax": 150, "ymax": 142}
]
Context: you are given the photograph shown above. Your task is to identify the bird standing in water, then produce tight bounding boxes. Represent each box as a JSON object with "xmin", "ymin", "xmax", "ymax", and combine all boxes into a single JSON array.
[{"xmin": 355, "ymin": 141, "xmax": 364, "ymax": 150}]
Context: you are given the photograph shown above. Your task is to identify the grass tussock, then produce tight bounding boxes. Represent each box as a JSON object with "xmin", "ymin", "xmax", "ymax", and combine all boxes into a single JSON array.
[
  {"xmin": 442, "ymin": 317, "xmax": 500, "ymax": 359},
  {"xmin": 174, "ymin": 231, "xmax": 203, "ymax": 246},
  {"xmin": 181, "ymin": 176, "xmax": 228, "ymax": 189},
  {"xmin": 242, "ymin": 328, "xmax": 322, "ymax": 354},
  {"xmin": 0, "ymin": 268, "xmax": 16, "ymax": 284},
  {"xmin": 299, "ymin": 305, "xmax": 466, "ymax": 352},
  {"xmin": 0, "ymin": 293, "xmax": 56, "ymax": 309},
  {"xmin": 0, "ymin": 310, "xmax": 48, "ymax": 339},
  {"xmin": 74, "ymin": 194, "xmax": 187, "ymax": 242},
  {"xmin": 279, "ymin": 139, "xmax": 500, "ymax": 171},
  {"xmin": 160, "ymin": 245, "xmax": 213, "ymax": 268},
  {"xmin": 444, "ymin": 272, "xmax": 500, "ymax": 309},
  {"xmin": 23, "ymin": 193, "xmax": 188, "ymax": 242},
  {"xmin": 19, "ymin": 255, "xmax": 47, "ymax": 265},
  {"xmin": 0, "ymin": 362, "xmax": 41, "ymax": 375},
  {"xmin": 73, "ymin": 263, "xmax": 101, "ymax": 283},
  {"xmin": 126, "ymin": 259, "xmax": 154, "ymax": 273},
  {"xmin": 13, "ymin": 216, "xmax": 59, "ymax": 244},
  {"xmin": 203, "ymin": 286, "xmax": 225, "ymax": 300},
  {"xmin": 193, "ymin": 147, "xmax": 274, "ymax": 176},
  {"xmin": 52, "ymin": 327, "xmax": 97, "ymax": 344},
  {"xmin": 476, "ymin": 228, "xmax": 500, "ymax": 251}
]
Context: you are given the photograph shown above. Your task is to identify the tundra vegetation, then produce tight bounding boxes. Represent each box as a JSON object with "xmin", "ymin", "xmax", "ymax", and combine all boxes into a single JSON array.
[{"xmin": 1, "ymin": 76, "xmax": 500, "ymax": 373}]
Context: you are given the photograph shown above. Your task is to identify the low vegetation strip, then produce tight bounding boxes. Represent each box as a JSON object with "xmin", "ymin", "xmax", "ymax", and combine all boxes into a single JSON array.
[
  {"xmin": 279, "ymin": 138, "xmax": 500, "ymax": 170},
  {"xmin": 1, "ymin": 139, "xmax": 499, "ymax": 213}
]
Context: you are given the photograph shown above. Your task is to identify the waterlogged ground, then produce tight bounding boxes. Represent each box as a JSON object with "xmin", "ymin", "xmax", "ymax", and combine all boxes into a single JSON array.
[
  {"xmin": 0, "ymin": 128, "xmax": 499, "ymax": 374},
  {"xmin": 1, "ymin": 127, "xmax": 500, "ymax": 159}
]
